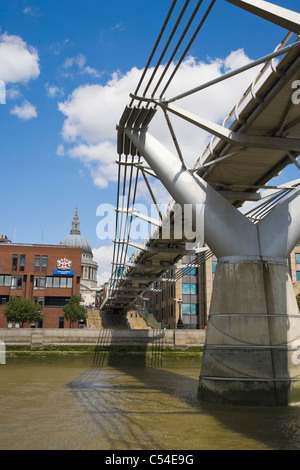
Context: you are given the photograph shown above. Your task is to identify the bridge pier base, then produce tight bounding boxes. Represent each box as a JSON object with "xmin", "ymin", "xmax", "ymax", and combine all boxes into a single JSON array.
[{"xmin": 199, "ymin": 259, "xmax": 300, "ymax": 406}]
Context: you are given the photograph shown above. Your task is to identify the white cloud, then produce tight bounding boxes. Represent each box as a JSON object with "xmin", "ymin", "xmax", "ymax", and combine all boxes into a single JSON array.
[
  {"xmin": 45, "ymin": 83, "xmax": 64, "ymax": 98},
  {"xmin": 56, "ymin": 144, "xmax": 65, "ymax": 156},
  {"xmin": 0, "ymin": 33, "xmax": 40, "ymax": 83},
  {"xmin": 93, "ymin": 245, "xmax": 114, "ymax": 285},
  {"xmin": 61, "ymin": 53, "xmax": 101, "ymax": 79},
  {"xmin": 10, "ymin": 100, "xmax": 37, "ymax": 120},
  {"xmin": 6, "ymin": 86, "xmax": 21, "ymax": 100},
  {"xmin": 58, "ymin": 50, "xmax": 258, "ymax": 192},
  {"xmin": 23, "ymin": 6, "xmax": 42, "ymax": 18}
]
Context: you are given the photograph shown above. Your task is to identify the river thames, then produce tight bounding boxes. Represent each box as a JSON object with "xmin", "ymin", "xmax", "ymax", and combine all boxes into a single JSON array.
[{"xmin": 1, "ymin": 353, "xmax": 300, "ymax": 450}]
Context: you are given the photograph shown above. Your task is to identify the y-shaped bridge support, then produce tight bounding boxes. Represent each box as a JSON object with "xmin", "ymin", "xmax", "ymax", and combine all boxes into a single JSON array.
[{"xmin": 126, "ymin": 129, "xmax": 300, "ymax": 406}]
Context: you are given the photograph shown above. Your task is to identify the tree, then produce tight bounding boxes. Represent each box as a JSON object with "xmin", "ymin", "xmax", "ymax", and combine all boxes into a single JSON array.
[
  {"xmin": 4, "ymin": 297, "xmax": 44, "ymax": 328},
  {"xmin": 63, "ymin": 295, "xmax": 87, "ymax": 328}
]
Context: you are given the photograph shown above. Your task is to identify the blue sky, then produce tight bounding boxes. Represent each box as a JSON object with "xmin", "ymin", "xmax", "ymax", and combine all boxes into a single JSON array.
[{"xmin": 0, "ymin": 0, "xmax": 299, "ymax": 283}]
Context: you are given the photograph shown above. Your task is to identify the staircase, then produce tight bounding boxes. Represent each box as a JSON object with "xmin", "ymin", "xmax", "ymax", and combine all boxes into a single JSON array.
[
  {"xmin": 127, "ymin": 311, "xmax": 151, "ymax": 329},
  {"xmin": 87, "ymin": 309, "xmax": 102, "ymax": 329},
  {"xmin": 139, "ymin": 311, "xmax": 161, "ymax": 329}
]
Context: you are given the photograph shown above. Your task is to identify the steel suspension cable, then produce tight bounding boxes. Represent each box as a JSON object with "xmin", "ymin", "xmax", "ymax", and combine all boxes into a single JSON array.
[
  {"xmin": 129, "ymin": 0, "xmax": 178, "ymax": 107},
  {"xmin": 159, "ymin": 0, "xmax": 216, "ymax": 99},
  {"xmin": 151, "ymin": 0, "xmax": 204, "ymax": 99},
  {"xmin": 141, "ymin": 0, "xmax": 190, "ymax": 99}
]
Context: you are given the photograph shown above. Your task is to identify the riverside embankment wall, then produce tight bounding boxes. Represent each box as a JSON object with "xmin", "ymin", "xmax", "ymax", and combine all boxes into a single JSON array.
[{"xmin": 0, "ymin": 328, "xmax": 206, "ymax": 349}]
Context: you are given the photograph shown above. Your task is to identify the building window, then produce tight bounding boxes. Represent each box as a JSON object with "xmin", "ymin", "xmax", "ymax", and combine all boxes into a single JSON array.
[
  {"xmin": 297, "ymin": 271, "xmax": 300, "ymax": 281},
  {"xmin": 0, "ymin": 296, "xmax": 9, "ymax": 305},
  {"xmin": 169, "ymin": 304, "xmax": 174, "ymax": 317},
  {"xmin": 182, "ymin": 303, "xmax": 197, "ymax": 315},
  {"xmin": 19, "ymin": 255, "xmax": 25, "ymax": 271},
  {"xmin": 44, "ymin": 297, "xmax": 70, "ymax": 307},
  {"xmin": 46, "ymin": 276, "xmax": 73, "ymax": 288},
  {"xmin": 212, "ymin": 261, "xmax": 217, "ymax": 273},
  {"xmin": 12, "ymin": 255, "xmax": 18, "ymax": 271},
  {"xmin": 182, "ymin": 283, "xmax": 197, "ymax": 294},
  {"xmin": 34, "ymin": 277, "xmax": 45, "ymax": 290},
  {"xmin": 34, "ymin": 297, "xmax": 44, "ymax": 308},
  {"xmin": 0, "ymin": 275, "xmax": 11, "ymax": 287},
  {"xmin": 35, "ymin": 255, "xmax": 40, "ymax": 272},
  {"xmin": 42, "ymin": 256, "xmax": 48, "ymax": 272},
  {"xmin": 11, "ymin": 276, "xmax": 23, "ymax": 290}
]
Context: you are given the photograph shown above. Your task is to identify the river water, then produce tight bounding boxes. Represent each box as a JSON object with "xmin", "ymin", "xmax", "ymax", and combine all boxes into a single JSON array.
[{"xmin": 1, "ymin": 352, "xmax": 300, "ymax": 450}]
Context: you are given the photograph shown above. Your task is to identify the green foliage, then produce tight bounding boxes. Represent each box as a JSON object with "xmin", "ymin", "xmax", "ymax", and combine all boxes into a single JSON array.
[
  {"xmin": 297, "ymin": 295, "xmax": 300, "ymax": 312},
  {"xmin": 4, "ymin": 297, "xmax": 44, "ymax": 328},
  {"xmin": 63, "ymin": 295, "xmax": 87, "ymax": 326}
]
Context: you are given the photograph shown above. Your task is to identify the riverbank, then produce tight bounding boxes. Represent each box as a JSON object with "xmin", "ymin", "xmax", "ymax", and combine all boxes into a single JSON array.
[
  {"xmin": 0, "ymin": 328, "xmax": 205, "ymax": 367},
  {"xmin": 0, "ymin": 327, "xmax": 206, "ymax": 349}
]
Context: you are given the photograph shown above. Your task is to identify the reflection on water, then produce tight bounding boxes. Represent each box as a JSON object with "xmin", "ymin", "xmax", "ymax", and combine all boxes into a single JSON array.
[{"xmin": 1, "ymin": 352, "xmax": 300, "ymax": 450}]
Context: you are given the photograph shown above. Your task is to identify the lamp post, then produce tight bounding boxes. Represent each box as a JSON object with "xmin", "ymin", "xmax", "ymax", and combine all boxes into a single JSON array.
[{"xmin": 174, "ymin": 298, "xmax": 184, "ymax": 329}]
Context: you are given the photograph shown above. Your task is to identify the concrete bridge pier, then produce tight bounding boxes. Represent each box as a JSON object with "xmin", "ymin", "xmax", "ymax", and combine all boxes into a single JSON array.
[
  {"xmin": 199, "ymin": 258, "xmax": 300, "ymax": 406},
  {"xmin": 125, "ymin": 129, "xmax": 300, "ymax": 406}
]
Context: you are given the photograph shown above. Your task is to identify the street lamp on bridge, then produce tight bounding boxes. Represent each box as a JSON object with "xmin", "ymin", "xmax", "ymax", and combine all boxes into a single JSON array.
[{"xmin": 174, "ymin": 298, "xmax": 184, "ymax": 329}]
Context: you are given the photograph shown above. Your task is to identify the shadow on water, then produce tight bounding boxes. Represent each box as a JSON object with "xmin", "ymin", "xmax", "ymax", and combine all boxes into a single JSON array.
[{"xmin": 67, "ymin": 329, "xmax": 300, "ymax": 450}]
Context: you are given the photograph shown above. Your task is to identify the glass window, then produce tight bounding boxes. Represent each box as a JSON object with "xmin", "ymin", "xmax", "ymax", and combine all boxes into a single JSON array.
[
  {"xmin": 182, "ymin": 283, "xmax": 197, "ymax": 294},
  {"xmin": 189, "ymin": 268, "xmax": 197, "ymax": 275},
  {"xmin": 297, "ymin": 271, "xmax": 300, "ymax": 281},
  {"xmin": 212, "ymin": 261, "xmax": 217, "ymax": 273},
  {"xmin": 182, "ymin": 283, "xmax": 190, "ymax": 294},
  {"xmin": 35, "ymin": 255, "xmax": 40, "ymax": 272},
  {"xmin": 190, "ymin": 304, "xmax": 197, "ymax": 315},
  {"xmin": 296, "ymin": 254, "xmax": 300, "ymax": 264},
  {"xmin": 45, "ymin": 276, "xmax": 73, "ymax": 288},
  {"xmin": 42, "ymin": 256, "xmax": 48, "ymax": 272},
  {"xmin": 0, "ymin": 275, "xmax": 10, "ymax": 286},
  {"xmin": 19, "ymin": 255, "xmax": 25, "ymax": 271},
  {"xmin": 11, "ymin": 276, "xmax": 23, "ymax": 290},
  {"xmin": 34, "ymin": 297, "xmax": 44, "ymax": 308},
  {"xmin": 0, "ymin": 296, "xmax": 8, "ymax": 305},
  {"xmin": 12, "ymin": 255, "xmax": 18, "ymax": 271},
  {"xmin": 182, "ymin": 303, "xmax": 191, "ymax": 314},
  {"xmin": 190, "ymin": 284, "xmax": 197, "ymax": 295},
  {"xmin": 34, "ymin": 277, "xmax": 45, "ymax": 290}
]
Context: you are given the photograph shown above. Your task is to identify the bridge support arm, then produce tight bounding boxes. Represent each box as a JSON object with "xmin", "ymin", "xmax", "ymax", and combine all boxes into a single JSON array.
[
  {"xmin": 226, "ymin": 0, "xmax": 300, "ymax": 35},
  {"xmin": 124, "ymin": 128, "xmax": 259, "ymax": 258}
]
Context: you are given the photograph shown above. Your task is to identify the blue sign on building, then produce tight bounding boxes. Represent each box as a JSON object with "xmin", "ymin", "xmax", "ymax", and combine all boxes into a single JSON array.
[{"xmin": 53, "ymin": 270, "xmax": 74, "ymax": 275}]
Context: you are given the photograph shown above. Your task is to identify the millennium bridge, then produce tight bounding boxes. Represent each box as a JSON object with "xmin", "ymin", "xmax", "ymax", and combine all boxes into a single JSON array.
[{"xmin": 100, "ymin": 0, "xmax": 300, "ymax": 406}]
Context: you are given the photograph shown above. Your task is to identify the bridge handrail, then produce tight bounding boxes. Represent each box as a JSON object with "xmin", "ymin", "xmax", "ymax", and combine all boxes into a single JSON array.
[{"xmin": 197, "ymin": 31, "xmax": 296, "ymax": 168}]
